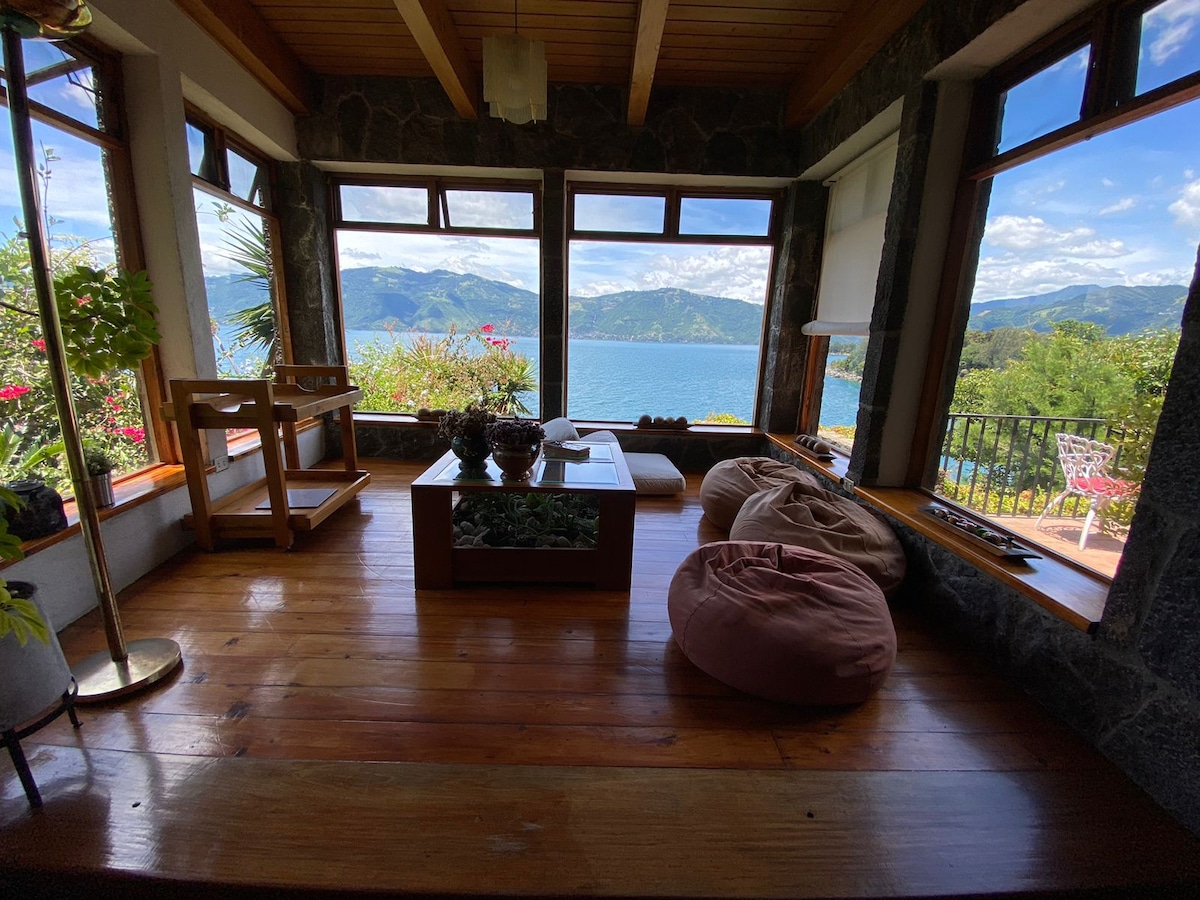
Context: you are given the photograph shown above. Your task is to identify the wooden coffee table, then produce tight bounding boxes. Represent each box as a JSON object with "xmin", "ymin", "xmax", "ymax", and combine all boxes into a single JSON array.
[{"xmin": 410, "ymin": 441, "xmax": 637, "ymax": 590}]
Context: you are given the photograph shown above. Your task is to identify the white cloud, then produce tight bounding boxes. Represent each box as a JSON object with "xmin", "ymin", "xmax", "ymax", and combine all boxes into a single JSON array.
[
  {"xmin": 984, "ymin": 215, "xmax": 1096, "ymax": 251},
  {"xmin": 1144, "ymin": 0, "xmax": 1200, "ymax": 64},
  {"xmin": 1101, "ymin": 177, "xmax": 1116, "ymax": 188},
  {"xmin": 1169, "ymin": 179, "xmax": 1200, "ymax": 226},
  {"xmin": 972, "ymin": 254, "xmax": 1129, "ymax": 301},
  {"xmin": 1098, "ymin": 197, "xmax": 1136, "ymax": 216},
  {"xmin": 573, "ymin": 280, "xmax": 632, "ymax": 298},
  {"xmin": 335, "ymin": 230, "xmax": 540, "ymax": 292}
]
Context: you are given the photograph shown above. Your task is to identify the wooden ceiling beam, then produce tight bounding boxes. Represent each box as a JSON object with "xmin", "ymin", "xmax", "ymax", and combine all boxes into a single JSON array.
[
  {"xmin": 172, "ymin": 0, "xmax": 313, "ymax": 115},
  {"xmin": 392, "ymin": 0, "xmax": 480, "ymax": 119},
  {"xmin": 628, "ymin": 0, "xmax": 671, "ymax": 125},
  {"xmin": 785, "ymin": 0, "xmax": 926, "ymax": 128}
]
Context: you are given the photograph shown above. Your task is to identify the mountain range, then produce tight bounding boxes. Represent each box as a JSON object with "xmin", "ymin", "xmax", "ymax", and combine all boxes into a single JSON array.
[
  {"xmin": 967, "ymin": 283, "xmax": 1187, "ymax": 335},
  {"xmin": 203, "ymin": 267, "xmax": 1189, "ymax": 344}
]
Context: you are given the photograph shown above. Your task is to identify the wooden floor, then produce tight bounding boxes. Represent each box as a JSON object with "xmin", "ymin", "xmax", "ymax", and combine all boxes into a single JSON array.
[{"xmin": 2, "ymin": 460, "xmax": 1198, "ymax": 898}]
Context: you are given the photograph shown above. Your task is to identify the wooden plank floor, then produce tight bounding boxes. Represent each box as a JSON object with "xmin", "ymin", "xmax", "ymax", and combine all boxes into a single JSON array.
[{"xmin": 2, "ymin": 459, "xmax": 1198, "ymax": 898}]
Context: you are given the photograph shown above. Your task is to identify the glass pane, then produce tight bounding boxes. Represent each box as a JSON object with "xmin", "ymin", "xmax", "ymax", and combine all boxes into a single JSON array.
[
  {"xmin": 336, "ymin": 231, "xmax": 540, "ymax": 417},
  {"xmin": 996, "ymin": 45, "xmax": 1091, "ymax": 154},
  {"xmin": 193, "ymin": 188, "xmax": 281, "ymax": 381},
  {"xmin": 574, "ymin": 193, "xmax": 665, "ymax": 233},
  {"xmin": 936, "ymin": 95, "xmax": 1200, "ymax": 578},
  {"xmin": 0, "ymin": 118, "xmax": 154, "ymax": 490},
  {"xmin": 566, "ymin": 240, "xmax": 771, "ymax": 423},
  {"xmin": 819, "ymin": 337, "xmax": 865, "ymax": 452},
  {"xmin": 228, "ymin": 148, "xmax": 266, "ymax": 208},
  {"xmin": 339, "ymin": 184, "xmax": 428, "ymax": 225},
  {"xmin": 679, "ymin": 197, "xmax": 772, "ymax": 236},
  {"xmin": 1136, "ymin": 0, "xmax": 1200, "ymax": 95},
  {"xmin": 186, "ymin": 121, "xmax": 218, "ymax": 183},
  {"xmin": 22, "ymin": 44, "xmax": 100, "ymax": 131},
  {"xmin": 442, "ymin": 189, "xmax": 534, "ymax": 229}
]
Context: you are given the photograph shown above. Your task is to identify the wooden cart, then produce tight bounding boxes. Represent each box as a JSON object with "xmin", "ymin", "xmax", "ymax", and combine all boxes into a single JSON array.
[{"xmin": 164, "ymin": 366, "xmax": 370, "ymax": 550}]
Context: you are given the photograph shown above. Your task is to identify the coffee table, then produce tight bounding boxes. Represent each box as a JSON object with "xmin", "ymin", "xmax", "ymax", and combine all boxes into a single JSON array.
[{"xmin": 410, "ymin": 441, "xmax": 637, "ymax": 590}]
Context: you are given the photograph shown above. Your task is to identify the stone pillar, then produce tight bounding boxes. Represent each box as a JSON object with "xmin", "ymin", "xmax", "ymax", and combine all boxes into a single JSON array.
[
  {"xmin": 849, "ymin": 81, "xmax": 939, "ymax": 487},
  {"xmin": 757, "ymin": 181, "xmax": 826, "ymax": 434},
  {"xmin": 540, "ymin": 169, "xmax": 567, "ymax": 421},
  {"xmin": 277, "ymin": 161, "xmax": 342, "ymax": 366}
]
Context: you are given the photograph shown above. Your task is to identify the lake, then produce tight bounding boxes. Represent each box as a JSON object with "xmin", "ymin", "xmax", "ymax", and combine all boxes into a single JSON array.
[{"xmin": 343, "ymin": 329, "xmax": 860, "ymax": 426}]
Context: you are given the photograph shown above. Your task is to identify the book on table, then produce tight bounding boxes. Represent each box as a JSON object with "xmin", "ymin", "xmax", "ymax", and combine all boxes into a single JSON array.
[{"xmin": 542, "ymin": 441, "xmax": 590, "ymax": 460}]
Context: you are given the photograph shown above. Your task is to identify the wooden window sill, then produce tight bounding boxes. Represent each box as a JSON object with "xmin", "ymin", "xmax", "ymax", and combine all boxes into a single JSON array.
[
  {"xmin": 351, "ymin": 412, "xmax": 761, "ymax": 437},
  {"xmin": 765, "ymin": 433, "xmax": 1108, "ymax": 633}
]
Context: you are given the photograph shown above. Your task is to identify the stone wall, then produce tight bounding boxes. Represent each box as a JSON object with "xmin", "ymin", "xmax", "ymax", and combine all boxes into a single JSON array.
[{"xmin": 299, "ymin": 80, "xmax": 796, "ymax": 177}]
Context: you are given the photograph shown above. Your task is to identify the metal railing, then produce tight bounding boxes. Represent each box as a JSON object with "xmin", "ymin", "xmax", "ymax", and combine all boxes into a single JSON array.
[{"xmin": 936, "ymin": 413, "xmax": 1132, "ymax": 519}]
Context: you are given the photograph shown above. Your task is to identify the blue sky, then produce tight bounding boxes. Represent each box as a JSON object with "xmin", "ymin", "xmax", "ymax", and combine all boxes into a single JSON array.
[{"xmin": 2, "ymin": 4, "xmax": 1198, "ymax": 309}]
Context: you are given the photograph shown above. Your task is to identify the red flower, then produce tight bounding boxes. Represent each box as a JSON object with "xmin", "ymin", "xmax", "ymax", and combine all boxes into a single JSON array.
[
  {"xmin": 0, "ymin": 385, "xmax": 31, "ymax": 401},
  {"xmin": 116, "ymin": 426, "xmax": 145, "ymax": 444},
  {"xmin": 75, "ymin": 294, "xmax": 92, "ymax": 306},
  {"xmin": 480, "ymin": 323, "xmax": 495, "ymax": 334},
  {"xmin": 31, "ymin": 339, "xmax": 45, "ymax": 352}
]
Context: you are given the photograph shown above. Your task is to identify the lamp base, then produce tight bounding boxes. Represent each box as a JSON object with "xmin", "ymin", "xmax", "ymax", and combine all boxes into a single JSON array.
[{"xmin": 72, "ymin": 638, "xmax": 183, "ymax": 702}]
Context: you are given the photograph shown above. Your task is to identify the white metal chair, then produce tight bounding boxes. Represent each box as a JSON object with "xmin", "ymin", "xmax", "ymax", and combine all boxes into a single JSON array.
[{"xmin": 1036, "ymin": 433, "xmax": 1139, "ymax": 550}]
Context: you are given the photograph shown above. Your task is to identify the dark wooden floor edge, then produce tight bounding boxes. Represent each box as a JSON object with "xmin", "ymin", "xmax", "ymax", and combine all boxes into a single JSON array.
[{"xmin": 2, "ymin": 871, "xmax": 1197, "ymax": 900}]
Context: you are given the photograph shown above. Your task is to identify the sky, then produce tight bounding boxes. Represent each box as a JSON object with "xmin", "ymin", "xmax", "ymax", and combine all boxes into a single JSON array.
[{"xmin": 1, "ymin": 2, "xmax": 1197, "ymax": 311}]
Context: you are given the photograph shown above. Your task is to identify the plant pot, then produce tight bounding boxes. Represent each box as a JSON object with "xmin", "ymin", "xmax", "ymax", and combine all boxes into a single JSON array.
[
  {"xmin": 490, "ymin": 442, "xmax": 540, "ymax": 480},
  {"xmin": 0, "ymin": 583, "xmax": 73, "ymax": 732},
  {"xmin": 85, "ymin": 472, "xmax": 115, "ymax": 508},
  {"xmin": 4, "ymin": 479, "xmax": 68, "ymax": 540},
  {"xmin": 451, "ymin": 435, "xmax": 490, "ymax": 471}
]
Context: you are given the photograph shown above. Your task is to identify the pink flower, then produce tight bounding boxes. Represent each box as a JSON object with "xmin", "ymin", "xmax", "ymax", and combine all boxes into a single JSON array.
[
  {"xmin": 116, "ymin": 426, "xmax": 145, "ymax": 444},
  {"xmin": 0, "ymin": 385, "xmax": 31, "ymax": 401},
  {"xmin": 480, "ymin": 323, "xmax": 495, "ymax": 334},
  {"xmin": 75, "ymin": 294, "xmax": 92, "ymax": 306},
  {"xmin": 31, "ymin": 339, "xmax": 45, "ymax": 352}
]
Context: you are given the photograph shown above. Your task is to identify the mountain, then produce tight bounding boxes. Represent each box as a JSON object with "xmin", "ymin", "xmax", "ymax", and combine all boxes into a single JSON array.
[
  {"xmin": 968, "ymin": 284, "xmax": 1187, "ymax": 335},
  {"xmin": 206, "ymin": 266, "xmax": 765, "ymax": 344}
]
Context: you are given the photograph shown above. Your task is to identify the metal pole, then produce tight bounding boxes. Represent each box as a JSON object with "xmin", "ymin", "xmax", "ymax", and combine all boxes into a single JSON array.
[{"xmin": 2, "ymin": 26, "xmax": 180, "ymax": 700}]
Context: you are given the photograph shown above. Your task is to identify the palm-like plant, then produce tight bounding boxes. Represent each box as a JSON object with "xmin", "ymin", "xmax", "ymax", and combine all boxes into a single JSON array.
[{"xmin": 215, "ymin": 205, "xmax": 279, "ymax": 375}]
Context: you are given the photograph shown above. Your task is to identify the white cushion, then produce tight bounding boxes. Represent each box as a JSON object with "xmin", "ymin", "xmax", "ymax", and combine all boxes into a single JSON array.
[
  {"xmin": 541, "ymin": 417, "xmax": 579, "ymax": 441},
  {"xmin": 626, "ymin": 452, "xmax": 686, "ymax": 495},
  {"xmin": 584, "ymin": 429, "xmax": 619, "ymax": 444}
]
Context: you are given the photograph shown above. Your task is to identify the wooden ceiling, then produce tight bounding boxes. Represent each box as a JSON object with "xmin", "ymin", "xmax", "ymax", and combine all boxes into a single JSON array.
[{"xmin": 173, "ymin": 0, "xmax": 927, "ymax": 127}]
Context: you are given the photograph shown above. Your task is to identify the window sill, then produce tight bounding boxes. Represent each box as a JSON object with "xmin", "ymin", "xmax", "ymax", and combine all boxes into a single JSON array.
[
  {"xmin": 351, "ymin": 412, "xmax": 761, "ymax": 437},
  {"xmin": 766, "ymin": 433, "xmax": 1108, "ymax": 633},
  {"xmin": 1, "ymin": 463, "xmax": 187, "ymax": 568},
  {"xmin": 1, "ymin": 419, "xmax": 324, "ymax": 568}
]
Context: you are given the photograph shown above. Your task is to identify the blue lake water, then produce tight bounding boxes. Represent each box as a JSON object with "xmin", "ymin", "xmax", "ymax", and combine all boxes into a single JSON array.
[{"xmin": 344, "ymin": 329, "xmax": 860, "ymax": 426}]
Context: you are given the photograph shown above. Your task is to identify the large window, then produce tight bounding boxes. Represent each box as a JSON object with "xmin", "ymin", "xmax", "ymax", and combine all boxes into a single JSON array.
[
  {"xmin": 187, "ymin": 113, "xmax": 290, "ymax": 380},
  {"xmin": 333, "ymin": 178, "xmax": 541, "ymax": 416},
  {"xmin": 0, "ymin": 40, "xmax": 161, "ymax": 492},
  {"xmin": 566, "ymin": 187, "xmax": 778, "ymax": 424},
  {"xmin": 932, "ymin": 0, "xmax": 1200, "ymax": 578}
]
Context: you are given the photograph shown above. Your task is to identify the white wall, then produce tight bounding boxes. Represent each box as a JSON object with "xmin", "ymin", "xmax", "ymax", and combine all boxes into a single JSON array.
[{"xmin": 5, "ymin": 426, "xmax": 325, "ymax": 631}]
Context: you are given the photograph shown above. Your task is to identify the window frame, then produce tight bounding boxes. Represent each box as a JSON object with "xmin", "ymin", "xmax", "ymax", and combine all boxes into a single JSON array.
[
  {"xmin": 185, "ymin": 106, "xmax": 294, "ymax": 375},
  {"xmin": 0, "ymin": 36, "xmax": 176, "ymax": 469},
  {"xmin": 332, "ymin": 176, "xmax": 542, "ymax": 238},
  {"xmin": 564, "ymin": 183, "xmax": 782, "ymax": 424},
  {"xmin": 910, "ymin": 0, "xmax": 1200, "ymax": 543}
]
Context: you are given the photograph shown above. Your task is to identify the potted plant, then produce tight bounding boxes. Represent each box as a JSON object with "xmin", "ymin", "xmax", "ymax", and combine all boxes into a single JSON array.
[
  {"xmin": 0, "ymin": 485, "xmax": 76, "ymax": 807},
  {"xmin": 486, "ymin": 418, "xmax": 545, "ymax": 480},
  {"xmin": 438, "ymin": 403, "xmax": 497, "ymax": 471},
  {"xmin": 83, "ymin": 445, "xmax": 115, "ymax": 508}
]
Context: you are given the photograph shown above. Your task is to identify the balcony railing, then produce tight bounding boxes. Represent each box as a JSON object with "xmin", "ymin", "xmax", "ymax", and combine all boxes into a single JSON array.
[{"xmin": 936, "ymin": 413, "xmax": 1133, "ymax": 519}]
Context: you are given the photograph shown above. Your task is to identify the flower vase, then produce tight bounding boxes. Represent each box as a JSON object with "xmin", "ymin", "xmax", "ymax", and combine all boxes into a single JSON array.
[
  {"xmin": 491, "ymin": 443, "xmax": 540, "ymax": 480},
  {"xmin": 451, "ymin": 435, "xmax": 490, "ymax": 471}
]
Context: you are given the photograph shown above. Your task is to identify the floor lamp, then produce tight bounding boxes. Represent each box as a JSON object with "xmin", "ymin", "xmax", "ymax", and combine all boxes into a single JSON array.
[{"xmin": 1, "ymin": 1, "xmax": 181, "ymax": 700}]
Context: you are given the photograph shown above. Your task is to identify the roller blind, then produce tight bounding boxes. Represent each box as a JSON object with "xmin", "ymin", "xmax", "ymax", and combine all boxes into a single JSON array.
[{"xmin": 802, "ymin": 134, "xmax": 899, "ymax": 337}]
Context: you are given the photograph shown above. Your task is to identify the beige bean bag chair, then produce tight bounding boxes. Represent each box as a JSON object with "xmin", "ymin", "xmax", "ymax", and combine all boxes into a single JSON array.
[
  {"xmin": 668, "ymin": 541, "xmax": 895, "ymax": 705},
  {"xmin": 730, "ymin": 480, "xmax": 907, "ymax": 596},
  {"xmin": 699, "ymin": 457, "xmax": 818, "ymax": 531}
]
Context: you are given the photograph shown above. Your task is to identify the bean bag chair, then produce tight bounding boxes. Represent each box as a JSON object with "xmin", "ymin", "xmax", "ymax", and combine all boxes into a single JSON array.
[
  {"xmin": 699, "ymin": 457, "xmax": 818, "ymax": 531},
  {"xmin": 730, "ymin": 481, "xmax": 907, "ymax": 596},
  {"xmin": 668, "ymin": 541, "xmax": 895, "ymax": 705}
]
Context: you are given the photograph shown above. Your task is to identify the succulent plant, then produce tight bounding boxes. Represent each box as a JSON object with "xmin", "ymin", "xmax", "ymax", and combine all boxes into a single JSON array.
[{"xmin": 486, "ymin": 418, "xmax": 545, "ymax": 446}]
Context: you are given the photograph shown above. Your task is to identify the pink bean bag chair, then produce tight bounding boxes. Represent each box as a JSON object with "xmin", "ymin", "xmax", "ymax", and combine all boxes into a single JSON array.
[
  {"xmin": 730, "ymin": 481, "xmax": 907, "ymax": 596},
  {"xmin": 668, "ymin": 541, "xmax": 895, "ymax": 705},
  {"xmin": 699, "ymin": 457, "xmax": 819, "ymax": 531}
]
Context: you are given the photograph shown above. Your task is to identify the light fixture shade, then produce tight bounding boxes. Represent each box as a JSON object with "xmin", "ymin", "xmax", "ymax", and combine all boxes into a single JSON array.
[{"xmin": 483, "ymin": 32, "xmax": 547, "ymax": 125}]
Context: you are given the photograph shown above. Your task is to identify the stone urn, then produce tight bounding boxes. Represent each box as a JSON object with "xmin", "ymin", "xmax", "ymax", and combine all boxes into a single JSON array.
[
  {"xmin": 450, "ymin": 435, "xmax": 490, "ymax": 471},
  {"xmin": 0, "ymin": 583, "xmax": 73, "ymax": 732},
  {"xmin": 5, "ymin": 479, "xmax": 68, "ymax": 539},
  {"xmin": 491, "ymin": 443, "xmax": 540, "ymax": 480}
]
